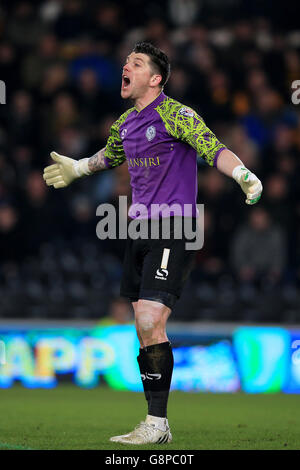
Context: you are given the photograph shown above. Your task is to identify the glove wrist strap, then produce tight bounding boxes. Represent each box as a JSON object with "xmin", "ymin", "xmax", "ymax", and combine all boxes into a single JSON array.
[
  {"xmin": 73, "ymin": 158, "xmax": 92, "ymax": 178},
  {"xmin": 232, "ymin": 165, "xmax": 249, "ymax": 183}
]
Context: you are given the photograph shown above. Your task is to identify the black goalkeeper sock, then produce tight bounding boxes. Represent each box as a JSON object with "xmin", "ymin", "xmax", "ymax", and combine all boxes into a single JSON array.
[
  {"xmin": 142, "ymin": 342, "xmax": 174, "ymax": 418},
  {"xmin": 137, "ymin": 348, "xmax": 151, "ymax": 413}
]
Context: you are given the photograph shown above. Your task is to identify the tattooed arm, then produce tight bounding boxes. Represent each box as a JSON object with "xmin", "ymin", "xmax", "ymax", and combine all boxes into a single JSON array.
[{"xmin": 88, "ymin": 148, "xmax": 108, "ymax": 173}]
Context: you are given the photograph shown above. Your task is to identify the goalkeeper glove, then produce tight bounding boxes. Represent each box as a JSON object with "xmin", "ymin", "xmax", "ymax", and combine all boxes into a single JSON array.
[
  {"xmin": 232, "ymin": 165, "xmax": 263, "ymax": 205},
  {"xmin": 43, "ymin": 151, "xmax": 92, "ymax": 188}
]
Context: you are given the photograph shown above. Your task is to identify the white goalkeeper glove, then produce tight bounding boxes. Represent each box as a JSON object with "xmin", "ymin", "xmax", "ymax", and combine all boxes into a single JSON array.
[
  {"xmin": 232, "ymin": 165, "xmax": 263, "ymax": 205},
  {"xmin": 43, "ymin": 151, "xmax": 92, "ymax": 188}
]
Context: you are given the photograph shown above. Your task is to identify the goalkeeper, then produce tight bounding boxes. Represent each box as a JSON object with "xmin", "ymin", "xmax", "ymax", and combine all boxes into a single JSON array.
[{"xmin": 43, "ymin": 42, "xmax": 262, "ymax": 445}]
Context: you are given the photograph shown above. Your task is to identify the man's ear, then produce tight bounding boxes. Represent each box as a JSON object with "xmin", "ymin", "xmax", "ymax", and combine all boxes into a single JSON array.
[{"xmin": 150, "ymin": 74, "xmax": 162, "ymax": 87}]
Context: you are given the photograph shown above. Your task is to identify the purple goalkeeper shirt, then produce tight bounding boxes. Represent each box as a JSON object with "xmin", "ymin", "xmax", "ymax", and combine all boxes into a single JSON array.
[{"xmin": 104, "ymin": 92, "xmax": 227, "ymax": 219}]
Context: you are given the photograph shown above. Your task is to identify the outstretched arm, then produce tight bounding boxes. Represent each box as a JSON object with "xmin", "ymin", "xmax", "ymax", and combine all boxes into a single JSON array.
[
  {"xmin": 43, "ymin": 108, "xmax": 132, "ymax": 188},
  {"xmin": 216, "ymin": 149, "xmax": 263, "ymax": 205},
  {"xmin": 156, "ymin": 100, "xmax": 262, "ymax": 205},
  {"xmin": 160, "ymin": 103, "xmax": 262, "ymax": 205}
]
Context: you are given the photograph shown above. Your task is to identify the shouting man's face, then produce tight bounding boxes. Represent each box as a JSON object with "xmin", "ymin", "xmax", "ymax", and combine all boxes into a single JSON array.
[{"xmin": 121, "ymin": 52, "xmax": 161, "ymax": 101}]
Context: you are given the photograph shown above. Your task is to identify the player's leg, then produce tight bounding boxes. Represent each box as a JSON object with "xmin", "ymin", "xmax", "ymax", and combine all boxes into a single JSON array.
[
  {"xmin": 134, "ymin": 299, "xmax": 172, "ymax": 420},
  {"xmin": 135, "ymin": 298, "xmax": 173, "ymax": 418},
  {"xmin": 121, "ymin": 220, "xmax": 196, "ymax": 443},
  {"xmin": 110, "ymin": 297, "xmax": 175, "ymax": 444},
  {"xmin": 110, "ymin": 218, "xmax": 196, "ymax": 444},
  {"xmin": 110, "ymin": 236, "xmax": 170, "ymax": 444},
  {"xmin": 134, "ymin": 298, "xmax": 171, "ymax": 347}
]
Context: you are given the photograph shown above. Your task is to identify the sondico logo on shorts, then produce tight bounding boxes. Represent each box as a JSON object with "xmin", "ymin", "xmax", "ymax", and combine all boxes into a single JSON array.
[
  {"xmin": 155, "ymin": 268, "xmax": 168, "ymax": 280},
  {"xmin": 141, "ymin": 373, "xmax": 162, "ymax": 381},
  {"xmin": 155, "ymin": 248, "xmax": 170, "ymax": 281}
]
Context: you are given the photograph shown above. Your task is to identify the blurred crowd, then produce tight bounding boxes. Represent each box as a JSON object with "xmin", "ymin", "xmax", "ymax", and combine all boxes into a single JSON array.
[{"xmin": 0, "ymin": 0, "xmax": 300, "ymax": 322}]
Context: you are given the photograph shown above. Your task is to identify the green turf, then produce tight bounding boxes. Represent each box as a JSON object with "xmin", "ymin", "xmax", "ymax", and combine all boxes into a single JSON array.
[{"xmin": 0, "ymin": 385, "xmax": 299, "ymax": 450}]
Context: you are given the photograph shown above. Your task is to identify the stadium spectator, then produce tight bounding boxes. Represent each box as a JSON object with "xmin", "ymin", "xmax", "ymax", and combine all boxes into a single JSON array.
[
  {"xmin": 7, "ymin": 2, "xmax": 43, "ymax": 50},
  {"xmin": 21, "ymin": 33, "xmax": 61, "ymax": 90},
  {"xmin": 231, "ymin": 206, "xmax": 287, "ymax": 287},
  {"xmin": 97, "ymin": 297, "xmax": 133, "ymax": 326}
]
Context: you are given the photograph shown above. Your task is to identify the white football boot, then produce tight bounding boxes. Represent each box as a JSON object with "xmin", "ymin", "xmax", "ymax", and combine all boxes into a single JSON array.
[{"xmin": 109, "ymin": 415, "xmax": 172, "ymax": 445}]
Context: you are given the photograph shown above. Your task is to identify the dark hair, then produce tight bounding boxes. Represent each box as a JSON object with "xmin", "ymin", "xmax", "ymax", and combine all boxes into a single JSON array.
[{"xmin": 133, "ymin": 42, "xmax": 170, "ymax": 88}]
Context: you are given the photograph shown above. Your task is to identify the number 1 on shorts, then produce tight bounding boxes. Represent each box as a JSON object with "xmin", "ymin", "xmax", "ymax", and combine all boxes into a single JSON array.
[{"xmin": 161, "ymin": 248, "xmax": 170, "ymax": 270}]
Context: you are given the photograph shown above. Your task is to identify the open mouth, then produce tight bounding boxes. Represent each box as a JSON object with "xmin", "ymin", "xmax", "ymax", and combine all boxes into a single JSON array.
[{"xmin": 122, "ymin": 75, "xmax": 131, "ymax": 89}]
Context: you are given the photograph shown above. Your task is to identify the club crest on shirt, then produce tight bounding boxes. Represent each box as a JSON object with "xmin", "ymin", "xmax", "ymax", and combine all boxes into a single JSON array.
[
  {"xmin": 121, "ymin": 128, "xmax": 127, "ymax": 140},
  {"xmin": 146, "ymin": 125, "xmax": 156, "ymax": 141},
  {"xmin": 179, "ymin": 107, "xmax": 194, "ymax": 118}
]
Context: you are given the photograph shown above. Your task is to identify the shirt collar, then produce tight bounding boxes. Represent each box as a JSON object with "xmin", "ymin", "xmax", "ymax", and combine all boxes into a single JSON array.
[{"xmin": 135, "ymin": 91, "xmax": 166, "ymax": 114}]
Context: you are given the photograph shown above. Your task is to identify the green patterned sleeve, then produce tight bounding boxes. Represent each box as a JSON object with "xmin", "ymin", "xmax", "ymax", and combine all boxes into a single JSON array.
[
  {"xmin": 104, "ymin": 108, "xmax": 134, "ymax": 169},
  {"xmin": 156, "ymin": 98, "xmax": 227, "ymax": 167}
]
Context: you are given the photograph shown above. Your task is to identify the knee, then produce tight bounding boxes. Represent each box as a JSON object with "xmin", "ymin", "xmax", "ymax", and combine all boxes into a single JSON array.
[
  {"xmin": 136, "ymin": 309, "xmax": 157, "ymax": 334},
  {"xmin": 135, "ymin": 300, "xmax": 165, "ymax": 334}
]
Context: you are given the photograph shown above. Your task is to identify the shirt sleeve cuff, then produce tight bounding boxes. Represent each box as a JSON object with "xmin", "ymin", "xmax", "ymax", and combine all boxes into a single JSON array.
[
  {"xmin": 103, "ymin": 155, "xmax": 113, "ymax": 169},
  {"xmin": 213, "ymin": 147, "xmax": 227, "ymax": 168}
]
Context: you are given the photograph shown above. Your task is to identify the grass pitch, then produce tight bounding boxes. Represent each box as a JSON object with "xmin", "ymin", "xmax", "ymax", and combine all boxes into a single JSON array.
[{"xmin": 0, "ymin": 385, "xmax": 299, "ymax": 450}]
